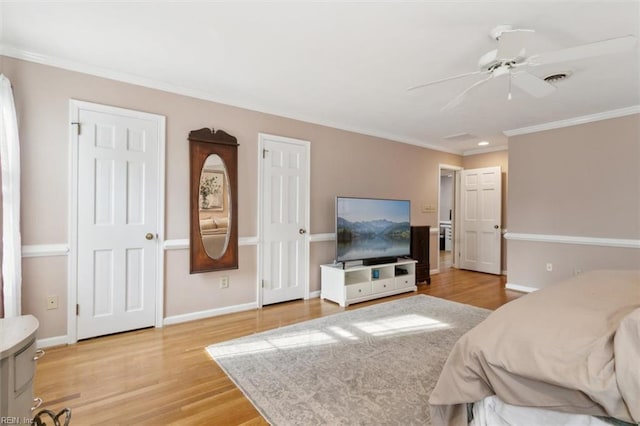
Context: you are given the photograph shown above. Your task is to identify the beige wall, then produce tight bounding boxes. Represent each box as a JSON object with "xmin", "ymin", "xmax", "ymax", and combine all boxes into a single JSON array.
[
  {"xmin": 507, "ymin": 114, "xmax": 640, "ymax": 288},
  {"xmin": 3, "ymin": 57, "xmax": 461, "ymax": 339},
  {"xmin": 462, "ymin": 150, "xmax": 508, "ymax": 272}
]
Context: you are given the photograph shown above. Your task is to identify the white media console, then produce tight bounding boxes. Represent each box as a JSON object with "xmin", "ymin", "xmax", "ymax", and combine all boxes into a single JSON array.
[{"xmin": 320, "ymin": 259, "xmax": 417, "ymax": 307}]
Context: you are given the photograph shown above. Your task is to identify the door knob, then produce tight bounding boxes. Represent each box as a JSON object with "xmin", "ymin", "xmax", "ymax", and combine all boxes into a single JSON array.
[
  {"xmin": 145, "ymin": 233, "xmax": 154, "ymax": 240},
  {"xmin": 494, "ymin": 225, "xmax": 500, "ymax": 229},
  {"xmin": 299, "ymin": 228, "xmax": 307, "ymax": 234}
]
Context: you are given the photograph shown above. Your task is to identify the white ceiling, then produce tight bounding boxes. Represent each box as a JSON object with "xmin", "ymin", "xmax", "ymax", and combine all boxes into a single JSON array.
[{"xmin": 1, "ymin": 1, "xmax": 639, "ymax": 155}]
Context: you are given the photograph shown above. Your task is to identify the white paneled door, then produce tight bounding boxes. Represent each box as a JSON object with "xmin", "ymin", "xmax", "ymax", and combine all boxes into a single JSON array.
[
  {"xmin": 259, "ymin": 134, "xmax": 310, "ymax": 306},
  {"xmin": 459, "ymin": 167, "xmax": 502, "ymax": 275},
  {"xmin": 73, "ymin": 102, "xmax": 163, "ymax": 340}
]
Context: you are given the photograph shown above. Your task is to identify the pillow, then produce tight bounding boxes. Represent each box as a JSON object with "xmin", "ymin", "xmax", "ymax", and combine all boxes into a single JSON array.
[
  {"xmin": 199, "ymin": 218, "xmax": 216, "ymax": 230},
  {"xmin": 214, "ymin": 217, "xmax": 229, "ymax": 228}
]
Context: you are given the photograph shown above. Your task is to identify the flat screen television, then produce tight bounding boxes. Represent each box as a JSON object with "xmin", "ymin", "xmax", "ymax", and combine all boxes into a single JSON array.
[{"xmin": 336, "ymin": 196, "xmax": 411, "ymax": 265}]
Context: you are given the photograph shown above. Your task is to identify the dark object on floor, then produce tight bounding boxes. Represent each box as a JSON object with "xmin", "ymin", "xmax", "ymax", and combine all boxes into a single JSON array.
[{"xmin": 32, "ymin": 408, "xmax": 71, "ymax": 426}]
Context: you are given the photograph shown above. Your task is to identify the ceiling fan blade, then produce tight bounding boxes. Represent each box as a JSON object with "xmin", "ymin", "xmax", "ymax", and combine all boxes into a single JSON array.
[
  {"xmin": 512, "ymin": 71, "xmax": 556, "ymax": 98},
  {"xmin": 407, "ymin": 70, "xmax": 484, "ymax": 91},
  {"xmin": 496, "ymin": 29, "xmax": 535, "ymax": 60},
  {"xmin": 441, "ymin": 75, "xmax": 494, "ymax": 111},
  {"xmin": 528, "ymin": 35, "xmax": 638, "ymax": 65}
]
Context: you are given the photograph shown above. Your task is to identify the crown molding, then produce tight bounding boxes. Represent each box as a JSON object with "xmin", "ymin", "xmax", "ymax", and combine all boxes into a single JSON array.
[
  {"xmin": 4, "ymin": 45, "xmax": 638, "ymax": 155},
  {"xmin": 0, "ymin": 44, "xmax": 462, "ymax": 156},
  {"xmin": 503, "ymin": 106, "xmax": 640, "ymax": 137},
  {"xmin": 462, "ymin": 144, "xmax": 509, "ymax": 156}
]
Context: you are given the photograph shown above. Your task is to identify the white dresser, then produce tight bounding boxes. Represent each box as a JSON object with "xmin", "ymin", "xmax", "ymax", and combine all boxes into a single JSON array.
[{"xmin": 0, "ymin": 315, "xmax": 42, "ymax": 420}]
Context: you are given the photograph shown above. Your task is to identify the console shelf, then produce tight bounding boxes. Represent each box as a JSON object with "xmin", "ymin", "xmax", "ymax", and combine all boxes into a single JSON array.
[{"xmin": 320, "ymin": 259, "xmax": 417, "ymax": 307}]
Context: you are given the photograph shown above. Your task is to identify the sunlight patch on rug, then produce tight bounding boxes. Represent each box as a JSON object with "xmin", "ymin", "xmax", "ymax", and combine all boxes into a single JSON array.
[
  {"xmin": 210, "ymin": 330, "xmax": 339, "ymax": 359},
  {"xmin": 352, "ymin": 313, "xmax": 450, "ymax": 337},
  {"xmin": 210, "ymin": 313, "xmax": 449, "ymax": 359}
]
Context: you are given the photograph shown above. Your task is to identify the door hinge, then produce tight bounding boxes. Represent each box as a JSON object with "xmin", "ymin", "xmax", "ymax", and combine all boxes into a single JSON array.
[
  {"xmin": 71, "ymin": 122, "xmax": 81, "ymax": 135},
  {"xmin": 261, "ymin": 279, "xmax": 265, "ymax": 288},
  {"xmin": 262, "ymin": 148, "xmax": 268, "ymax": 159},
  {"xmin": 76, "ymin": 304, "xmax": 79, "ymax": 316}
]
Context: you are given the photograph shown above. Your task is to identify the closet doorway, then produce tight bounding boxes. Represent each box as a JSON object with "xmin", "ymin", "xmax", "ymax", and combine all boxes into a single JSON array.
[{"xmin": 438, "ymin": 164, "xmax": 461, "ymax": 272}]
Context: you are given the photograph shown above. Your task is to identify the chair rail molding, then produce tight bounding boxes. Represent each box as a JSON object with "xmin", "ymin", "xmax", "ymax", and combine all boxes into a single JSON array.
[
  {"xmin": 309, "ymin": 233, "xmax": 336, "ymax": 242},
  {"xmin": 504, "ymin": 232, "xmax": 640, "ymax": 249},
  {"xmin": 21, "ymin": 244, "xmax": 69, "ymax": 258}
]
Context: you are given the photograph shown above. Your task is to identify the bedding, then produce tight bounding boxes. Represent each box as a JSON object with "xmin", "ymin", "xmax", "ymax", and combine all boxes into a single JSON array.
[
  {"xmin": 429, "ymin": 269, "xmax": 640, "ymax": 426},
  {"xmin": 202, "ymin": 230, "xmax": 227, "ymax": 255},
  {"xmin": 470, "ymin": 395, "xmax": 620, "ymax": 426}
]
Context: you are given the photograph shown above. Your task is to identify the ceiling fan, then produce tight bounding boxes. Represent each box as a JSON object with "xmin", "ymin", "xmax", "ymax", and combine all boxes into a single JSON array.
[{"xmin": 408, "ymin": 25, "xmax": 638, "ymax": 111}]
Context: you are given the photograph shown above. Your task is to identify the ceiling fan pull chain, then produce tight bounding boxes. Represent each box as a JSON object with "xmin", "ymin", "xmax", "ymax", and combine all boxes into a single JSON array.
[{"xmin": 508, "ymin": 70, "xmax": 513, "ymax": 100}]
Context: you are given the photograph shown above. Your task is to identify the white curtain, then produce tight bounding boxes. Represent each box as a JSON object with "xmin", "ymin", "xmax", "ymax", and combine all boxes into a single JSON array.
[{"xmin": 0, "ymin": 74, "xmax": 22, "ymax": 317}]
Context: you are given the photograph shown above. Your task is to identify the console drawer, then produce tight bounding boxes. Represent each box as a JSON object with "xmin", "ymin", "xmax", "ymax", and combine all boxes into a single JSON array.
[
  {"xmin": 396, "ymin": 274, "xmax": 415, "ymax": 289},
  {"xmin": 372, "ymin": 278, "xmax": 394, "ymax": 294},
  {"xmin": 346, "ymin": 282, "xmax": 371, "ymax": 299}
]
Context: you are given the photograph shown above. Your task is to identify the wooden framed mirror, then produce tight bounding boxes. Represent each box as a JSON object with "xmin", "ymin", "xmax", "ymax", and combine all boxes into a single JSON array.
[{"xmin": 189, "ymin": 128, "xmax": 238, "ymax": 273}]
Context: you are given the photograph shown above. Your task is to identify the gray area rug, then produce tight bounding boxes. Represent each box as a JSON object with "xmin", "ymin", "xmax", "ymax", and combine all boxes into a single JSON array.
[{"xmin": 206, "ymin": 295, "xmax": 490, "ymax": 425}]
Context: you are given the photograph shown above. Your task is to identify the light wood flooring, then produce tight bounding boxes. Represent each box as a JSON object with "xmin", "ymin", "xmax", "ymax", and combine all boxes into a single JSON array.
[
  {"xmin": 35, "ymin": 269, "xmax": 522, "ymax": 425},
  {"xmin": 440, "ymin": 249, "xmax": 453, "ymax": 269}
]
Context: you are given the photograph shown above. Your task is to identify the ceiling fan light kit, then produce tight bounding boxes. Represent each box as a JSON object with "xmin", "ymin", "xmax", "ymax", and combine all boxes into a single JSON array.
[{"xmin": 409, "ymin": 25, "xmax": 637, "ymax": 111}]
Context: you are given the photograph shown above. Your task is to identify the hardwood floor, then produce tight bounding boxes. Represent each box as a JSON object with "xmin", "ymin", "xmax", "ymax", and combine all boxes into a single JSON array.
[{"xmin": 34, "ymin": 269, "xmax": 522, "ymax": 425}]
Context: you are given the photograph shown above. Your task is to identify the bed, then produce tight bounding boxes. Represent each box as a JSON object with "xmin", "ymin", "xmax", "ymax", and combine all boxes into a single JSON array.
[
  {"xmin": 201, "ymin": 227, "xmax": 228, "ymax": 255},
  {"xmin": 429, "ymin": 269, "xmax": 640, "ymax": 426},
  {"xmin": 199, "ymin": 216, "xmax": 229, "ymax": 256}
]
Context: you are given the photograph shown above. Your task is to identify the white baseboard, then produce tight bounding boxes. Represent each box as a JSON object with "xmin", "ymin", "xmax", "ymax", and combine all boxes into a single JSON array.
[
  {"xmin": 37, "ymin": 295, "xmax": 322, "ymax": 344},
  {"xmin": 505, "ymin": 283, "xmax": 538, "ymax": 293},
  {"xmin": 163, "ymin": 302, "xmax": 258, "ymax": 326},
  {"xmin": 165, "ymin": 292, "xmax": 323, "ymax": 325},
  {"xmin": 37, "ymin": 335, "xmax": 69, "ymax": 349},
  {"xmin": 430, "ymin": 268, "xmax": 440, "ymax": 275}
]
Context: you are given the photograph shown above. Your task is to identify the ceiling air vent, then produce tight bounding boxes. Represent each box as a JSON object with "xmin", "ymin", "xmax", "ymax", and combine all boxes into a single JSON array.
[
  {"xmin": 544, "ymin": 72, "xmax": 572, "ymax": 83},
  {"xmin": 443, "ymin": 132, "xmax": 477, "ymax": 143}
]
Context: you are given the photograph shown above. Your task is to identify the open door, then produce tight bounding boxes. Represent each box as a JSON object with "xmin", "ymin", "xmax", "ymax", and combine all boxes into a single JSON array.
[
  {"xmin": 438, "ymin": 165, "xmax": 460, "ymax": 271},
  {"xmin": 459, "ymin": 166, "xmax": 502, "ymax": 275}
]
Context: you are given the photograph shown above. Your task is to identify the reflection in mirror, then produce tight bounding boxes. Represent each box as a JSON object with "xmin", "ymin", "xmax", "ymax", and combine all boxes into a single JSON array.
[{"xmin": 199, "ymin": 154, "xmax": 231, "ymax": 259}]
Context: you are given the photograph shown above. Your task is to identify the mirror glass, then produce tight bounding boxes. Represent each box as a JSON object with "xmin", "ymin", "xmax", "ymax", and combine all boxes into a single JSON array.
[{"xmin": 198, "ymin": 154, "xmax": 231, "ymax": 259}]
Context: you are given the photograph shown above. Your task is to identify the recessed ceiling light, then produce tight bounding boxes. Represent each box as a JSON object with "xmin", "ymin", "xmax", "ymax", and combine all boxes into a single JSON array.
[{"xmin": 478, "ymin": 141, "xmax": 490, "ymax": 146}]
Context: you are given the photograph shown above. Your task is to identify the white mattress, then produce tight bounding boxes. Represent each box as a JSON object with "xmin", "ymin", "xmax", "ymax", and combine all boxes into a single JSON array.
[{"xmin": 470, "ymin": 395, "xmax": 616, "ymax": 426}]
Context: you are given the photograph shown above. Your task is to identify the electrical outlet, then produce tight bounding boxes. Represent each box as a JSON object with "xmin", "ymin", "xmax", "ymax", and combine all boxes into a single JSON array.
[
  {"xmin": 219, "ymin": 276, "xmax": 229, "ymax": 289},
  {"xmin": 47, "ymin": 295, "xmax": 59, "ymax": 310},
  {"xmin": 546, "ymin": 263, "xmax": 553, "ymax": 272},
  {"xmin": 422, "ymin": 204, "xmax": 436, "ymax": 213}
]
